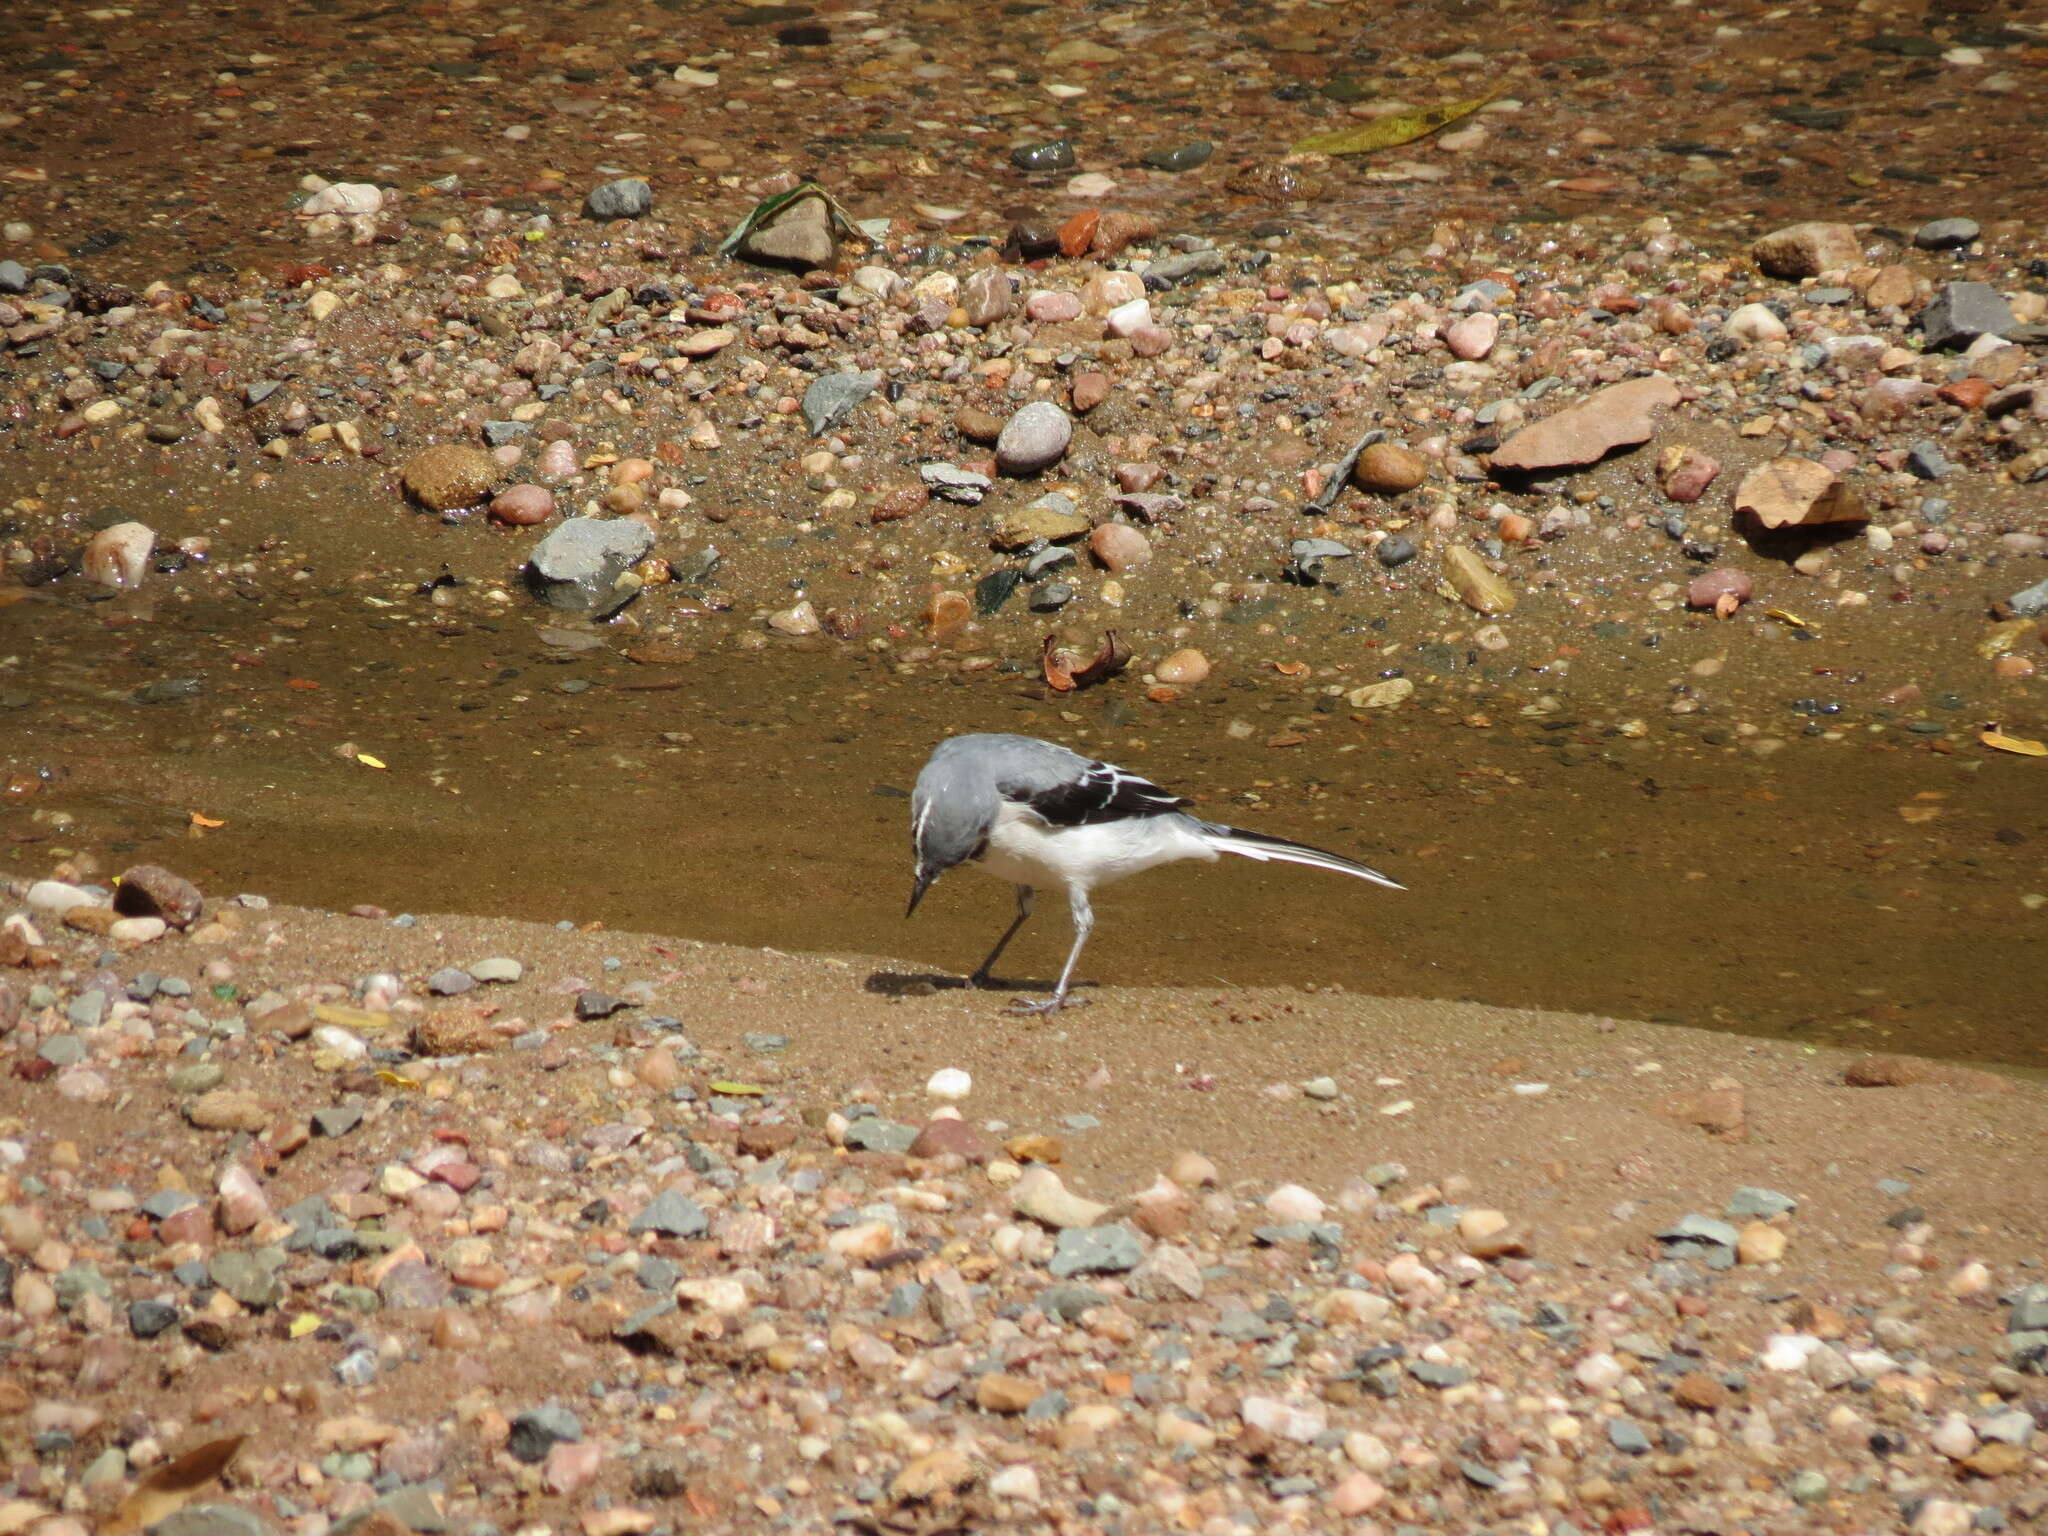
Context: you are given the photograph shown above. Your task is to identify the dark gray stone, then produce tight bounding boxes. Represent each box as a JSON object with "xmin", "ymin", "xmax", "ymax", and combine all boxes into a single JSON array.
[
  {"xmin": 1906, "ymin": 441, "xmax": 1949, "ymax": 480},
  {"xmin": 2007, "ymin": 576, "xmax": 2048, "ymax": 618},
  {"xmin": 2010, "ymin": 1285, "xmax": 2048, "ymax": 1333},
  {"xmin": 627, "ymin": 1189, "xmax": 707, "ymax": 1238},
  {"xmin": 1608, "ymin": 1418, "xmax": 1652, "ymax": 1454},
  {"xmin": 140, "ymin": 1190, "xmax": 200, "ymax": 1220},
  {"xmin": 1407, "ymin": 1360, "xmax": 1471, "ymax": 1388},
  {"xmin": 37, "ymin": 1035, "xmax": 86, "ymax": 1067},
  {"xmin": 207, "ymin": 1250, "xmax": 285, "ymax": 1310},
  {"xmin": 312, "ymin": 1103, "xmax": 363, "ymax": 1138},
  {"xmin": 920, "ymin": 462, "xmax": 991, "ymax": 503},
  {"xmin": 506, "ymin": 1404, "xmax": 581, "ymax": 1463},
  {"xmin": 1142, "ymin": 248, "xmax": 1224, "ymax": 285},
  {"xmin": 525, "ymin": 518, "xmax": 655, "ymax": 614},
  {"xmin": 1142, "ymin": 141, "xmax": 1214, "ymax": 173},
  {"xmin": 1010, "ymin": 140, "xmax": 1076, "ymax": 173},
  {"xmin": 800, "ymin": 370, "xmax": 880, "ymax": 436},
  {"xmin": 1048, "ymin": 1223, "xmax": 1145, "ymax": 1277},
  {"xmin": 129, "ymin": 1297, "xmax": 180, "ymax": 1337},
  {"xmin": 842, "ymin": 1117, "xmax": 918, "ymax": 1153},
  {"xmin": 0, "ymin": 261, "xmax": 27, "ymax": 294},
  {"xmin": 584, "ymin": 178, "xmax": 652, "ymax": 220},
  {"xmin": 1920, "ymin": 281, "xmax": 2014, "ymax": 350},
  {"xmin": 1375, "ymin": 533, "xmax": 1419, "ymax": 568},
  {"xmin": 1659, "ymin": 1214, "xmax": 1739, "ymax": 1249},
  {"xmin": 1725, "ymin": 1187, "xmax": 1797, "ymax": 1220},
  {"xmin": 1913, "ymin": 217, "xmax": 1979, "ymax": 250},
  {"xmin": 150, "ymin": 1506, "xmax": 278, "ymax": 1536},
  {"xmin": 482, "ymin": 421, "xmax": 531, "ymax": 447}
]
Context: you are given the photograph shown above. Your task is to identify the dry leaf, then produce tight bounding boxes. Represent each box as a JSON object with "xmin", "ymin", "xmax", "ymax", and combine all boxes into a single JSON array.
[
  {"xmin": 1898, "ymin": 805, "xmax": 1943, "ymax": 824},
  {"xmin": 102, "ymin": 1435, "xmax": 246, "ymax": 1536},
  {"xmin": 190, "ymin": 811, "xmax": 226, "ymax": 828},
  {"xmin": 1042, "ymin": 632, "xmax": 1131, "ymax": 693},
  {"xmin": 1272, "ymin": 660, "xmax": 1310, "ymax": 677},
  {"xmin": 1980, "ymin": 724, "xmax": 2047, "ymax": 756},
  {"xmin": 1292, "ymin": 96, "xmax": 1492, "ymax": 155}
]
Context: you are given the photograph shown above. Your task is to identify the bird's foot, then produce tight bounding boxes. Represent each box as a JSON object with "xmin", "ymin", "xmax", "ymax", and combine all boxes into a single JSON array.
[
  {"xmin": 1007, "ymin": 993, "xmax": 1089, "ymax": 1015},
  {"xmin": 967, "ymin": 970, "xmax": 1000, "ymax": 990}
]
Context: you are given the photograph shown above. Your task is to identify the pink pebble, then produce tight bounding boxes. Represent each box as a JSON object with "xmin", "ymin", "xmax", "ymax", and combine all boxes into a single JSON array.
[
  {"xmin": 1025, "ymin": 291, "xmax": 1083, "ymax": 323},
  {"xmin": 1332, "ymin": 1474, "xmax": 1385, "ymax": 1516},
  {"xmin": 490, "ymin": 484, "xmax": 556, "ymax": 526},
  {"xmin": 1687, "ymin": 568, "xmax": 1753, "ymax": 610},
  {"xmin": 1444, "ymin": 312, "xmax": 1499, "ymax": 360},
  {"xmin": 1090, "ymin": 523, "xmax": 1153, "ymax": 571},
  {"xmin": 1817, "ymin": 448, "xmax": 1859, "ymax": 474},
  {"xmin": 1130, "ymin": 325, "xmax": 1174, "ymax": 357},
  {"xmin": 536, "ymin": 440, "xmax": 580, "ymax": 480},
  {"xmin": 542, "ymin": 1440, "xmax": 604, "ymax": 1496},
  {"xmin": 1919, "ymin": 529, "xmax": 1950, "ymax": 555}
]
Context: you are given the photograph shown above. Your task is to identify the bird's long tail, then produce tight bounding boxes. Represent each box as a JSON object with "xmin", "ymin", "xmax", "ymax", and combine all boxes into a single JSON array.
[{"xmin": 1196, "ymin": 822, "xmax": 1405, "ymax": 890}]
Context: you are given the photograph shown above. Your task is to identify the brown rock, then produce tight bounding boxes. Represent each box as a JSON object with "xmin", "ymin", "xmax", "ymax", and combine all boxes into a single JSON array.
[
  {"xmin": 401, "ymin": 444, "xmax": 498, "ymax": 512},
  {"xmin": 1863, "ymin": 264, "xmax": 1917, "ymax": 309},
  {"xmin": 891, "ymin": 1449, "xmax": 977, "ymax": 1502},
  {"xmin": 953, "ymin": 406, "xmax": 1005, "ymax": 444},
  {"xmin": 113, "ymin": 864, "xmax": 204, "ymax": 929},
  {"xmin": 1672, "ymin": 1372, "xmax": 1728, "ymax": 1412},
  {"xmin": 975, "ymin": 1374, "xmax": 1042, "ymax": 1414},
  {"xmin": 736, "ymin": 1122, "xmax": 799, "ymax": 1159},
  {"xmin": 1490, "ymin": 374, "xmax": 1680, "ymax": 472},
  {"xmin": 922, "ymin": 590, "xmax": 971, "ymax": 642},
  {"xmin": 187, "ymin": 1089, "xmax": 269, "ymax": 1132},
  {"xmin": 1091, "ymin": 211, "xmax": 1160, "ymax": 257},
  {"xmin": 63, "ymin": 905, "xmax": 116, "ymax": 935},
  {"xmin": 869, "ymin": 486, "xmax": 927, "ymax": 524},
  {"xmin": 1751, "ymin": 221, "xmax": 1862, "ymax": 279},
  {"xmin": 1004, "ymin": 1133, "xmax": 1062, "ymax": 1165},
  {"xmin": 1153, "ymin": 648, "xmax": 1210, "ymax": 686},
  {"xmin": 1655, "ymin": 444, "xmax": 1721, "ymax": 503},
  {"xmin": 908, "ymin": 1117, "xmax": 992, "ymax": 1163},
  {"xmin": 1964, "ymin": 1442, "xmax": 2026, "ymax": 1478},
  {"xmin": 1656, "ymin": 1078, "xmax": 1746, "ymax": 1142},
  {"xmin": 1443, "ymin": 546, "xmax": 1516, "ymax": 616},
  {"xmin": 1071, "ymin": 372, "xmax": 1111, "ymax": 413},
  {"xmin": 413, "ymin": 1010, "xmax": 502, "ymax": 1057},
  {"xmin": 1351, "ymin": 443, "xmax": 1429, "ymax": 494},
  {"xmin": 1843, "ymin": 1054, "xmax": 2014, "ymax": 1093},
  {"xmin": 1732, "ymin": 458, "xmax": 1866, "ymax": 530}
]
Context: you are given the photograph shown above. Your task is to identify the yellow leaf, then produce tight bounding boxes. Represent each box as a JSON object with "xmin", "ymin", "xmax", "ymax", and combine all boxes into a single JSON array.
[
  {"xmin": 191, "ymin": 811, "xmax": 227, "ymax": 828},
  {"xmin": 356, "ymin": 752, "xmax": 387, "ymax": 770},
  {"xmin": 1763, "ymin": 608, "xmax": 1817, "ymax": 634},
  {"xmin": 102, "ymin": 1436, "xmax": 246, "ymax": 1536},
  {"xmin": 313, "ymin": 1004, "xmax": 395, "ymax": 1032},
  {"xmin": 375, "ymin": 1069, "xmax": 420, "ymax": 1089},
  {"xmin": 1981, "ymin": 725, "xmax": 2047, "ymax": 757},
  {"xmin": 1292, "ymin": 96, "xmax": 1492, "ymax": 156},
  {"xmin": 708, "ymin": 1081, "xmax": 764, "ymax": 1096},
  {"xmin": 289, "ymin": 1313, "xmax": 323, "ymax": 1338}
]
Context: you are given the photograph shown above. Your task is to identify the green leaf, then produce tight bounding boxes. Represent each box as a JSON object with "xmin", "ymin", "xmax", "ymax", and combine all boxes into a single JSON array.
[
  {"xmin": 1291, "ymin": 96, "xmax": 1492, "ymax": 156},
  {"xmin": 718, "ymin": 181, "xmax": 874, "ymax": 257}
]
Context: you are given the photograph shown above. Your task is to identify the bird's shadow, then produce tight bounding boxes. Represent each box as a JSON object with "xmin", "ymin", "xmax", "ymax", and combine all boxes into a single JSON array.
[{"xmin": 862, "ymin": 969, "xmax": 1095, "ymax": 1001}]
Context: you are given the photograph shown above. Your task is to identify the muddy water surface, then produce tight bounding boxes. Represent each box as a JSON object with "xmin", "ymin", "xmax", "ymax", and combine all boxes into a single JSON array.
[{"xmin": 4, "ymin": 461, "xmax": 2042, "ymax": 1068}]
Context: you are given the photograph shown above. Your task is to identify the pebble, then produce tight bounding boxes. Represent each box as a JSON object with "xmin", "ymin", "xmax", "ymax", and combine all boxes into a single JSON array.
[
  {"xmin": 82, "ymin": 522, "xmax": 155, "ymax": 590},
  {"xmin": 925, "ymin": 1067, "xmax": 971, "ymax": 1099},
  {"xmin": 1914, "ymin": 217, "xmax": 1980, "ymax": 250},
  {"xmin": 995, "ymin": 401, "xmax": 1073, "ymax": 476},
  {"xmin": 584, "ymin": 178, "xmax": 652, "ymax": 220},
  {"xmin": 1351, "ymin": 443, "xmax": 1428, "ymax": 493},
  {"xmin": 400, "ymin": 444, "xmax": 498, "ymax": 512},
  {"xmin": 489, "ymin": 484, "xmax": 555, "ymax": 526}
]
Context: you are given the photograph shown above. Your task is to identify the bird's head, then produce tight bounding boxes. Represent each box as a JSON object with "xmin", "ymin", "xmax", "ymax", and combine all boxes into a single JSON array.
[{"xmin": 906, "ymin": 776, "xmax": 987, "ymax": 918}]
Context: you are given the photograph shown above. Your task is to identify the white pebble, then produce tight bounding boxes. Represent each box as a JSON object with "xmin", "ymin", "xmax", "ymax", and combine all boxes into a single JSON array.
[{"xmin": 925, "ymin": 1067, "xmax": 972, "ymax": 1100}]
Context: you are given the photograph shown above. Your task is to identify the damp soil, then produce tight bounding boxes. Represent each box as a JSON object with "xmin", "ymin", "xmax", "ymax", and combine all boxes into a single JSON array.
[{"xmin": 4, "ymin": 454, "xmax": 2044, "ymax": 1071}]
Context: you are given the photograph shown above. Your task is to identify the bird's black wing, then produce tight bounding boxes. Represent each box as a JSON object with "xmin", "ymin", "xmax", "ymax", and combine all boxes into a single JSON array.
[{"xmin": 1003, "ymin": 759, "xmax": 1191, "ymax": 827}]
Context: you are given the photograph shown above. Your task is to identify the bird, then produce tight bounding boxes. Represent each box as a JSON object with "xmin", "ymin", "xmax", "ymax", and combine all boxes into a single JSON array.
[{"xmin": 906, "ymin": 733, "xmax": 1402, "ymax": 1012}]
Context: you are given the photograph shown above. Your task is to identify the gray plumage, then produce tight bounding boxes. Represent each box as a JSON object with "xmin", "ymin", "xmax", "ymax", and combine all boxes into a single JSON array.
[{"xmin": 907, "ymin": 733, "xmax": 1401, "ymax": 1011}]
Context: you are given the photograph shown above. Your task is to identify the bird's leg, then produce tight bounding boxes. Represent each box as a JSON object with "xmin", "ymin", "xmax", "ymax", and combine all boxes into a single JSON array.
[
  {"xmin": 1010, "ymin": 887, "xmax": 1094, "ymax": 1014},
  {"xmin": 969, "ymin": 885, "xmax": 1033, "ymax": 987}
]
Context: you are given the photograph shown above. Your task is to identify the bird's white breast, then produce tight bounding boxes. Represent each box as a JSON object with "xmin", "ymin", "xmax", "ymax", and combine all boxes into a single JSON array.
[{"xmin": 976, "ymin": 802, "xmax": 1216, "ymax": 892}]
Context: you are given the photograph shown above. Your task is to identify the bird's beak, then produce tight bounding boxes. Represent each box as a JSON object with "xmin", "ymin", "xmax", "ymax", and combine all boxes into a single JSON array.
[{"xmin": 906, "ymin": 869, "xmax": 934, "ymax": 918}]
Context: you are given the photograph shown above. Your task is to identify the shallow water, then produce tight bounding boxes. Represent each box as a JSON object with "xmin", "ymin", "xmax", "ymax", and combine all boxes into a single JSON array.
[{"xmin": 3, "ymin": 462, "xmax": 2042, "ymax": 1068}]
